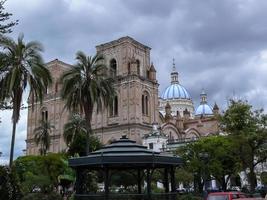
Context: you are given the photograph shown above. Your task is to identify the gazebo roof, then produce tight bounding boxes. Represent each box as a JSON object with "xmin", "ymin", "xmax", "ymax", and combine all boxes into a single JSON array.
[{"xmin": 69, "ymin": 136, "xmax": 182, "ymax": 169}]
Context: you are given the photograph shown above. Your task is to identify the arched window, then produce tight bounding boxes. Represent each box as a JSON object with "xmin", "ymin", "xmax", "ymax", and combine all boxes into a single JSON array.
[
  {"xmin": 146, "ymin": 70, "xmax": 150, "ymax": 79},
  {"xmin": 110, "ymin": 59, "xmax": 117, "ymax": 77},
  {"xmin": 110, "ymin": 96, "xmax": 118, "ymax": 117},
  {"xmin": 142, "ymin": 91, "xmax": 149, "ymax": 116},
  {"xmin": 41, "ymin": 108, "xmax": 48, "ymax": 122},
  {"xmin": 142, "ymin": 95, "xmax": 145, "ymax": 114},
  {"xmin": 55, "ymin": 82, "xmax": 58, "ymax": 93},
  {"xmin": 136, "ymin": 59, "xmax": 140, "ymax": 75},
  {"xmin": 128, "ymin": 62, "xmax": 131, "ymax": 74}
]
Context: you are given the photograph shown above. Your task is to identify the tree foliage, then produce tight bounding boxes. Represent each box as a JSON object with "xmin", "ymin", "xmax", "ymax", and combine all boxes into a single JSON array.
[
  {"xmin": 60, "ymin": 51, "xmax": 115, "ymax": 154},
  {"xmin": 63, "ymin": 114, "xmax": 87, "ymax": 147},
  {"xmin": 111, "ymin": 170, "xmax": 137, "ymax": 190},
  {"xmin": 220, "ymin": 100, "xmax": 267, "ymax": 191},
  {"xmin": 0, "ymin": 165, "xmax": 21, "ymax": 200},
  {"xmin": 177, "ymin": 135, "xmax": 241, "ymax": 191},
  {"xmin": 175, "ymin": 168, "xmax": 194, "ymax": 188},
  {"xmin": 67, "ymin": 132, "xmax": 102, "ymax": 156},
  {"xmin": 34, "ymin": 120, "xmax": 54, "ymax": 155},
  {"xmin": 13, "ymin": 154, "xmax": 73, "ymax": 195},
  {"xmin": 0, "ymin": 0, "xmax": 18, "ymax": 34},
  {"xmin": 0, "ymin": 34, "xmax": 52, "ymax": 166}
]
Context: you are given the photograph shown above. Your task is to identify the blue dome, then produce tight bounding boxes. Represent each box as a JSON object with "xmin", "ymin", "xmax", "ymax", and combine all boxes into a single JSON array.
[
  {"xmin": 161, "ymin": 83, "xmax": 191, "ymax": 100},
  {"xmin": 195, "ymin": 104, "xmax": 213, "ymax": 116}
]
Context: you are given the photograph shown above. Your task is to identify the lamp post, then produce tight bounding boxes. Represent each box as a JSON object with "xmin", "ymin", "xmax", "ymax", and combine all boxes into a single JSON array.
[
  {"xmin": 199, "ymin": 152, "xmax": 209, "ymax": 192},
  {"xmin": 0, "ymin": 152, "xmax": 2, "ymax": 166}
]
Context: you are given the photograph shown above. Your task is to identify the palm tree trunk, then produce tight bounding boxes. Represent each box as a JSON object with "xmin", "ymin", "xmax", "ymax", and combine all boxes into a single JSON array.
[
  {"xmin": 85, "ymin": 124, "xmax": 91, "ymax": 155},
  {"xmin": 9, "ymin": 122, "xmax": 17, "ymax": 167},
  {"xmin": 84, "ymin": 103, "xmax": 93, "ymax": 155}
]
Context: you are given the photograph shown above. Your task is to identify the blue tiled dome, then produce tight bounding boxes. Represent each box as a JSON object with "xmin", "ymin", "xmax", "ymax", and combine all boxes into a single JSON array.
[
  {"xmin": 161, "ymin": 83, "xmax": 191, "ymax": 100},
  {"xmin": 195, "ymin": 104, "xmax": 213, "ymax": 116}
]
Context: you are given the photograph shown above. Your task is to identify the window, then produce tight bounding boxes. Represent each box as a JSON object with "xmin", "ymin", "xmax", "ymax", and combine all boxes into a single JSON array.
[
  {"xmin": 128, "ymin": 62, "xmax": 131, "ymax": 74},
  {"xmin": 41, "ymin": 109, "xmax": 48, "ymax": 122},
  {"xmin": 149, "ymin": 143, "xmax": 153, "ymax": 150},
  {"xmin": 110, "ymin": 96, "xmax": 118, "ymax": 117},
  {"xmin": 110, "ymin": 59, "xmax": 117, "ymax": 77},
  {"xmin": 55, "ymin": 82, "xmax": 58, "ymax": 93},
  {"xmin": 136, "ymin": 59, "xmax": 140, "ymax": 75},
  {"xmin": 142, "ymin": 91, "xmax": 149, "ymax": 116},
  {"xmin": 146, "ymin": 70, "xmax": 150, "ymax": 78}
]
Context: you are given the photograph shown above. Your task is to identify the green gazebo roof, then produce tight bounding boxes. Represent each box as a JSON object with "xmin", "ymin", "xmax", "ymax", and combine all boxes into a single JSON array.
[{"xmin": 69, "ymin": 136, "xmax": 182, "ymax": 169}]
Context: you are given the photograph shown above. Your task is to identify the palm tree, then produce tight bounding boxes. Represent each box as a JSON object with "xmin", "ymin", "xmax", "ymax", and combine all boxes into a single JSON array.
[
  {"xmin": 34, "ymin": 120, "xmax": 54, "ymax": 155},
  {"xmin": 61, "ymin": 51, "xmax": 115, "ymax": 155},
  {"xmin": 63, "ymin": 114, "xmax": 87, "ymax": 147},
  {"xmin": 0, "ymin": 34, "xmax": 52, "ymax": 166}
]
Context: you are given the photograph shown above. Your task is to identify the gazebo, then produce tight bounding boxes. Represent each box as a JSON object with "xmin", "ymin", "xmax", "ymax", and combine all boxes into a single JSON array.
[{"xmin": 69, "ymin": 136, "xmax": 183, "ymax": 200}]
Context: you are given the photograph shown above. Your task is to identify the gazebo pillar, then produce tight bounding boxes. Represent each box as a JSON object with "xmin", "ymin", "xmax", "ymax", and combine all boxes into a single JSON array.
[
  {"xmin": 170, "ymin": 166, "xmax": 176, "ymax": 192},
  {"xmin": 137, "ymin": 169, "xmax": 142, "ymax": 194},
  {"xmin": 146, "ymin": 169, "xmax": 152, "ymax": 200},
  {"xmin": 104, "ymin": 167, "xmax": 109, "ymax": 200},
  {"xmin": 164, "ymin": 168, "xmax": 169, "ymax": 193},
  {"xmin": 75, "ymin": 167, "xmax": 83, "ymax": 194}
]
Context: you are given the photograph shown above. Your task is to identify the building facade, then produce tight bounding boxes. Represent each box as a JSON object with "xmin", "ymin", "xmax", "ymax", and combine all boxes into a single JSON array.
[
  {"xmin": 26, "ymin": 36, "xmax": 159, "ymax": 154},
  {"xmin": 26, "ymin": 59, "xmax": 71, "ymax": 154}
]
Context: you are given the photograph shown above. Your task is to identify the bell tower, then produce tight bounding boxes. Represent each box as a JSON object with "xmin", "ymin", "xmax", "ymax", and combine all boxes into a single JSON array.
[{"xmin": 92, "ymin": 36, "xmax": 159, "ymax": 143}]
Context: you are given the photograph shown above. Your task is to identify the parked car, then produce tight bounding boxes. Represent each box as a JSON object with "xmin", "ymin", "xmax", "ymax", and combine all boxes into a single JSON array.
[{"xmin": 207, "ymin": 191, "xmax": 247, "ymax": 200}]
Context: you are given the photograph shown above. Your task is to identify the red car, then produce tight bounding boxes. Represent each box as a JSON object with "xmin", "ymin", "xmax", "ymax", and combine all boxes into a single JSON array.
[{"xmin": 207, "ymin": 192, "xmax": 247, "ymax": 200}]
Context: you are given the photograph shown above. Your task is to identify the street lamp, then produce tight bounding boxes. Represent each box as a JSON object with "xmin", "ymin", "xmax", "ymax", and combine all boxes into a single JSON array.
[{"xmin": 199, "ymin": 152, "xmax": 209, "ymax": 192}]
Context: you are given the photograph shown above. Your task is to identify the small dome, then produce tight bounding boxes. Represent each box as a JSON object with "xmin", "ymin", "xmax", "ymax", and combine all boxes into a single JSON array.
[
  {"xmin": 161, "ymin": 83, "xmax": 191, "ymax": 100},
  {"xmin": 195, "ymin": 104, "xmax": 213, "ymax": 116}
]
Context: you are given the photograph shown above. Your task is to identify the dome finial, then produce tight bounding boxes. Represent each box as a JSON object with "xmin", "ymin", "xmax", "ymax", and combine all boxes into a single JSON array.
[
  {"xmin": 171, "ymin": 58, "xmax": 179, "ymax": 84},
  {"xmin": 172, "ymin": 58, "xmax": 176, "ymax": 72},
  {"xmin": 200, "ymin": 89, "xmax": 207, "ymax": 104}
]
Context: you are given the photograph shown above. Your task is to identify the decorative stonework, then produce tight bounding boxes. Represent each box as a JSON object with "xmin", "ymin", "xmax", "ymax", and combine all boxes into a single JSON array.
[{"xmin": 26, "ymin": 36, "xmax": 159, "ymax": 154}]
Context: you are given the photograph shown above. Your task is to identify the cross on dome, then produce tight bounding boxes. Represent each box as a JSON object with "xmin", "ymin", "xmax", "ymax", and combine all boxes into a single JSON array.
[{"xmin": 171, "ymin": 58, "xmax": 179, "ymax": 84}]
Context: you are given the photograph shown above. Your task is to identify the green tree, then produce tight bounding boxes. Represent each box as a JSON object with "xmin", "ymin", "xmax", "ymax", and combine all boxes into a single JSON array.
[
  {"xmin": 34, "ymin": 120, "xmax": 54, "ymax": 155},
  {"xmin": 111, "ymin": 170, "xmax": 137, "ymax": 191},
  {"xmin": 175, "ymin": 168, "xmax": 194, "ymax": 188},
  {"xmin": 177, "ymin": 136, "xmax": 241, "ymax": 191},
  {"xmin": 67, "ymin": 132, "xmax": 102, "ymax": 156},
  {"xmin": 0, "ymin": 166, "xmax": 21, "ymax": 200},
  {"xmin": 0, "ymin": 34, "xmax": 52, "ymax": 166},
  {"xmin": 0, "ymin": 0, "xmax": 18, "ymax": 34},
  {"xmin": 61, "ymin": 51, "xmax": 115, "ymax": 155},
  {"xmin": 63, "ymin": 114, "xmax": 102, "ymax": 156},
  {"xmin": 13, "ymin": 154, "xmax": 71, "ymax": 194},
  {"xmin": 63, "ymin": 114, "xmax": 87, "ymax": 147},
  {"xmin": 220, "ymin": 100, "xmax": 267, "ymax": 191},
  {"xmin": 260, "ymin": 172, "xmax": 267, "ymax": 186}
]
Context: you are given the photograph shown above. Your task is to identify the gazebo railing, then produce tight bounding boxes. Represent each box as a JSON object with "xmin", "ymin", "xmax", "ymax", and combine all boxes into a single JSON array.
[{"xmin": 75, "ymin": 192, "xmax": 177, "ymax": 200}]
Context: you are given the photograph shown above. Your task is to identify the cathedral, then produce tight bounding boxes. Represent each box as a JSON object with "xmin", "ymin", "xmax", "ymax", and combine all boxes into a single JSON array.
[{"xmin": 26, "ymin": 36, "xmax": 219, "ymax": 155}]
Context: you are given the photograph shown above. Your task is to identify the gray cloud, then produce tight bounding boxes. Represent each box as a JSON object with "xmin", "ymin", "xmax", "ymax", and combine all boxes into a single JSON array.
[{"xmin": 1, "ymin": 0, "xmax": 267, "ymax": 159}]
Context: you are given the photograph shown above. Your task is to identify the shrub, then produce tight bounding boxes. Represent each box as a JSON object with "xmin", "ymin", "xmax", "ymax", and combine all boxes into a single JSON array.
[
  {"xmin": 0, "ymin": 166, "xmax": 21, "ymax": 200},
  {"xmin": 22, "ymin": 192, "xmax": 63, "ymax": 200},
  {"xmin": 177, "ymin": 194, "xmax": 202, "ymax": 200}
]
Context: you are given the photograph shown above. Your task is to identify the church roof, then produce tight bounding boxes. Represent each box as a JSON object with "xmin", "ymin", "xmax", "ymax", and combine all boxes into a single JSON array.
[
  {"xmin": 161, "ymin": 83, "xmax": 191, "ymax": 100},
  {"xmin": 160, "ymin": 59, "xmax": 191, "ymax": 100},
  {"xmin": 195, "ymin": 104, "xmax": 213, "ymax": 116},
  {"xmin": 195, "ymin": 89, "xmax": 213, "ymax": 116},
  {"xmin": 96, "ymin": 36, "xmax": 151, "ymax": 51}
]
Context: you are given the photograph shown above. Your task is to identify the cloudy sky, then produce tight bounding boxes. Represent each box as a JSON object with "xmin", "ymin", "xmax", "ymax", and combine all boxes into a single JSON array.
[{"xmin": 1, "ymin": 0, "xmax": 267, "ymax": 163}]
